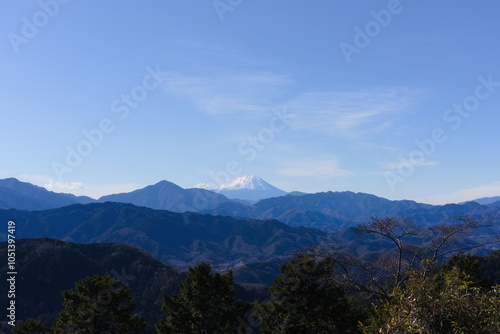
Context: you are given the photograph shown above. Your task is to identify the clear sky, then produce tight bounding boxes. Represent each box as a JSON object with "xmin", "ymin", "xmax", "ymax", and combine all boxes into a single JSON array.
[{"xmin": 1, "ymin": 0, "xmax": 499, "ymax": 204}]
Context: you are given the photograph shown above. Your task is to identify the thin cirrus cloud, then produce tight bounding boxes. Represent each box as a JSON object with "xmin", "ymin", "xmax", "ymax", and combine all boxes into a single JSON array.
[
  {"xmin": 45, "ymin": 180, "xmax": 84, "ymax": 191},
  {"xmin": 278, "ymin": 157, "xmax": 352, "ymax": 179},
  {"xmin": 45, "ymin": 180, "xmax": 140, "ymax": 199},
  {"xmin": 19, "ymin": 174, "xmax": 139, "ymax": 199},
  {"xmin": 285, "ymin": 88, "xmax": 421, "ymax": 139},
  {"xmin": 163, "ymin": 71, "xmax": 423, "ymax": 139},
  {"xmin": 161, "ymin": 42, "xmax": 424, "ymax": 138},
  {"xmin": 162, "ymin": 71, "xmax": 293, "ymax": 116},
  {"xmin": 20, "ymin": 174, "xmax": 84, "ymax": 193},
  {"xmin": 19, "ymin": 174, "xmax": 83, "ymax": 191},
  {"xmin": 160, "ymin": 41, "xmax": 293, "ymax": 117},
  {"xmin": 383, "ymin": 159, "xmax": 439, "ymax": 171}
]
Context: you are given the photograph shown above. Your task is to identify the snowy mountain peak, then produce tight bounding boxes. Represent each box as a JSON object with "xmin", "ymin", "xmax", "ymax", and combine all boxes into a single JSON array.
[
  {"xmin": 219, "ymin": 175, "xmax": 269, "ymax": 191},
  {"xmin": 217, "ymin": 175, "xmax": 287, "ymax": 202}
]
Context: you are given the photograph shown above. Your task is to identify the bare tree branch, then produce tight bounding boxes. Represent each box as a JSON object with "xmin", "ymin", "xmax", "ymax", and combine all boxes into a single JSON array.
[{"xmin": 326, "ymin": 215, "xmax": 499, "ymax": 301}]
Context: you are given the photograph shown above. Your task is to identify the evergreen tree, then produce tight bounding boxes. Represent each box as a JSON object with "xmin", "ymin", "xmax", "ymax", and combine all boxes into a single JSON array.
[
  {"xmin": 156, "ymin": 262, "xmax": 250, "ymax": 334},
  {"xmin": 53, "ymin": 274, "xmax": 145, "ymax": 333},
  {"xmin": 254, "ymin": 253, "xmax": 360, "ymax": 333},
  {"xmin": 443, "ymin": 252, "xmax": 489, "ymax": 287},
  {"xmin": 14, "ymin": 318, "xmax": 51, "ymax": 334},
  {"xmin": 480, "ymin": 250, "xmax": 500, "ymax": 285}
]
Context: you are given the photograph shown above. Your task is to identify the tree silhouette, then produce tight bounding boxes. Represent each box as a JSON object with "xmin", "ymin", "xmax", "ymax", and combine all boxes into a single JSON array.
[
  {"xmin": 53, "ymin": 274, "xmax": 145, "ymax": 333},
  {"xmin": 13, "ymin": 318, "xmax": 51, "ymax": 334},
  {"xmin": 254, "ymin": 252, "xmax": 360, "ymax": 333},
  {"xmin": 156, "ymin": 262, "xmax": 250, "ymax": 334},
  {"xmin": 329, "ymin": 216, "xmax": 499, "ymax": 300}
]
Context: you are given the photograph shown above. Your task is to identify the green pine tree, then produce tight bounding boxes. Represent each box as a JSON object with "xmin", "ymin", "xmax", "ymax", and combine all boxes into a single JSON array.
[
  {"xmin": 14, "ymin": 318, "xmax": 51, "ymax": 334},
  {"xmin": 156, "ymin": 262, "xmax": 250, "ymax": 334},
  {"xmin": 254, "ymin": 253, "xmax": 360, "ymax": 334},
  {"xmin": 53, "ymin": 274, "xmax": 145, "ymax": 334},
  {"xmin": 443, "ymin": 252, "xmax": 489, "ymax": 287}
]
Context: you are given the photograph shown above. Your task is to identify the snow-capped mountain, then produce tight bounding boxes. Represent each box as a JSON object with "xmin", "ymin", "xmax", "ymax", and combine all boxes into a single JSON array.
[{"xmin": 216, "ymin": 175, "xmax": 287, "ymax": 202}]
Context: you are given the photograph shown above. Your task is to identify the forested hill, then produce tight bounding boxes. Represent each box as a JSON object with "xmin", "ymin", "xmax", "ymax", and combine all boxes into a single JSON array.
[
  {"xmin": 0, "ymin": 238, "xmax": 181, "ymax": 330},
  {"xmin": 0, "ymin": 202, "xmax": 328, "ymax": 268}
]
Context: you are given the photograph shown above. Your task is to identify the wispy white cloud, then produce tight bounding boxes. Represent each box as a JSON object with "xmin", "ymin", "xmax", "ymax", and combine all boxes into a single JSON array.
[
  {"xmin": 417, "ymin": 182, "xmax": 500, "ymax": 205},
  {"xmin": 286, "ymin": 88, "xmax": 422, "ymax": 139},
  {"xmin": 278, "ymin": 156, "xmax": 352, "ymax": 178},
  {"xmin": 383, "ymin": 159, "xmax": 439, "ymax": 170},
  {"xmin": 163, "ymin": 71, "xmax": 292, "ymax": 116},
  {"xmin": 67, "ymin": 183, "xmax": 140, "ymax": 199},
  {"xmin": 161, "ymin": 41, "xmax": 427, "ymax": 142},
  {"xmin": 45, "ymin": 180, "xmax": 84, "ymax": 191},
  {"xmin": 159, "ymin": 41, "xmax": 294, "ymax": 117},
  {"xmin": 18, "ymin": 174, "xmax": 139, "ymax": 199},
  {"xmin": 20, "ymin": 174, "xmax": 84, "ymax": 191}
]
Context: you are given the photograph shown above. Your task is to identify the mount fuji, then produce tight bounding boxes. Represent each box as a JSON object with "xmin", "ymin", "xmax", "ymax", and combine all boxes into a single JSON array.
[{"xmin": 215, "ymin": 175, "xmax": 288, "ymax": 202}]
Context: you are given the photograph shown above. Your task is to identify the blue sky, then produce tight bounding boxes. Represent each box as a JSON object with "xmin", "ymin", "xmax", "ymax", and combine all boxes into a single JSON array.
[{"xmin": 1, "ymin": 0, "xmax": 499, "ymax": 204}]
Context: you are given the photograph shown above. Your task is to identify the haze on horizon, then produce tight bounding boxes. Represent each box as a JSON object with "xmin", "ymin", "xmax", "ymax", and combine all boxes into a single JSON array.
[{"xmin": 1, "ymin": 1, "xmax": 499, "ymax": 205}]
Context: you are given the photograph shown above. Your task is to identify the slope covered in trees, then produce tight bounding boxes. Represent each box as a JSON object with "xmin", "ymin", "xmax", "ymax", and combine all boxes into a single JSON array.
[
  {"xmin": 2, "ymin": 211, "xmax": 498, "ymax": 333},
  {"xmin": 17, "ymin": 251, "xmax": 500, "ymax": 333},
  {"xmin": 0, "ymin": 202, "xmax": 329, "ymax": 268},
  {"xmin": 0, "ymin": 238, "xmax": 181, "ymax": 332}
]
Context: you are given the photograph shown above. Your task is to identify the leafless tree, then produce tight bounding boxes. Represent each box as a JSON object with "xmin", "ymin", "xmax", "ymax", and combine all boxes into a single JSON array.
[{"xmin": 319, "ymin": 215, "xmax": 499, "ymax": 300}]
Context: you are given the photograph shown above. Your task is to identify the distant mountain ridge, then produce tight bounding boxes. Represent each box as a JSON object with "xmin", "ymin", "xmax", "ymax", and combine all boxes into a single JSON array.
[
  {"xmin": 99, "ymin": 180, "xmax": 249, "ymax": 214},
  {"xmin": 0, "ymin": 202, "xmax": 328, "ymax": 268},
  {"xmin": 2, "ymin": 177, "xmax": 499, "ymax": 234},
  {"xmin": 0, "ymin": 178, "xmax": 94, "ymax": 210},
  {"xmin": 469, "ymin": 196, "xmax": 500, "ymax": 205},
  {"xmin": 252, "ymin": 191, "xmax": 436, "ymax": 226},
  {"xmin": 217, "ymin": 191, "xmax": 500, "ymax": 232}
]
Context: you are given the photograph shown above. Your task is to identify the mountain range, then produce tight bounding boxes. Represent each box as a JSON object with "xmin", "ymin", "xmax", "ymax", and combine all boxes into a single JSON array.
[
  {"xmin": 99, "ymin": 180, "xmax": 248, "ymax": 214},
  {"xmin": 0, "ymin": 176, "xmax": 498, "ymax": 332},
  {"xmin": 0, "ymin": 202, "xmax": 328, "ymax": 269},
  {"xmin": 0, "ymin": 178, "xmax": 94, "ymax": 210},
  {"xmin": 2, "ymin": 177, "xmax": 500, "ymax": 233},
  {"xmin": 1, "ymin": 177, "xmax": 499, "ymax": 320},
  {"xmin": 464, "ymin": 196, "xmax": 500, "ymax": 205},
  {"xmin": 1, "ymin": 176, "xmax": 499, "ymax": 270}
]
